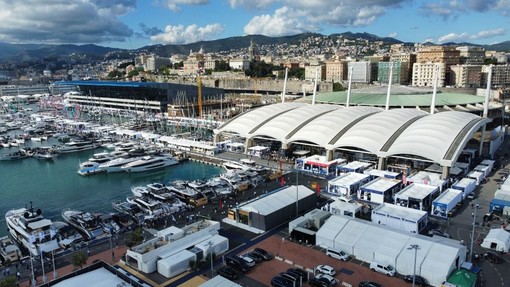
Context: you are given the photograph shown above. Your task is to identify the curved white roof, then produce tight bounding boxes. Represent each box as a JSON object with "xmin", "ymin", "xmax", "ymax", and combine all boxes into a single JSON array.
[
  {"xmin": 287, "ymin": 106, "xmax": 381, "ymax": 147},
  {"xmin": 249, "ymin": 104, "xmax": 340, "ymax": 141},
  {"xmin": 214, "ymin": 104, "xmax": 488, "ymax": 167},
  {"xmin": 215, "ymin": 102, "xmax": 305, "ymax": 138},
  {"xmin": 333, "ymin": 109, "xmax": 428, "ymax": 154},
  {"xmin": 384, "ymin": 111, "xmax": 488, "ymax": 166}
]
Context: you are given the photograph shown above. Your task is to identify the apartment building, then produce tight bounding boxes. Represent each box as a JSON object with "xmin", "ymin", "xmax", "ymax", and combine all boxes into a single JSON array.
[
  {"xmin": 304, "ymin": 65, "xmax": 326, "ymax": 81},
  {"xmin": 416, "ymin": 46, "xmax": 460, "ymax": 85},
  {"xmin": 450, "ymin": 65, "xmax": 482, "ymax": 88},
  {"xmin": 325, "ymin": 60, "xmax": 348, "ymax": 82},
  {"xmin": 482, "ymin": 65, "xmax": 510, "ymax": 87},
  {"xmin": 348, "ymin": 61, "xmax": 375, "ymax": 83},
  {"xmin": 412, "ymin": 63, "xmax": 446, "ymax": 87},
  {"xmin": 456, "ymin": 46, "xmax": 485, "ymax": 65},
  {"xmin": 146, "ymin": 55, "xmax": 171, "ymax": 72},
  {"xmin": 378, "ymin": 61, "xmax": 409, "ymax": 84},
  {"xmin": 229, "ymin": 58, "xmax": 251, "ymax": 71}
]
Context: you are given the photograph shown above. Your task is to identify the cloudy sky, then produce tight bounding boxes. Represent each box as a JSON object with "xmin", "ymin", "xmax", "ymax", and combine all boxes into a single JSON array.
[{"xmin": 0, "ymin": 0, "xmax": 508, "ymax": 48}]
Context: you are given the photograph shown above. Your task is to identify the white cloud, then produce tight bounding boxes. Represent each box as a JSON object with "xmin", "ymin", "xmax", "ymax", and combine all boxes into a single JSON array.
[
  {"xmin": 0, "ymin": 0, "xmax": 134, "ymax": 44},
  {"xmin": 151, "ymin": 23, "xmax": 223, "ymax": 44},
  {"xmin": 243, "ymin": 6, "xmax": 316, "ymax": 36},
  {"xmin": 388, "ymin": 32, "xmax": 398, "ymax": 38},
  {"xmin": 437, "ymin": 32, "xmax": 468, "ymax": 43},
  {"xmin": 242, "ymin": 0, "xmax": 407, "ymax": 37},
  {"xmin": 421, "ymin": 0, "xmax": 510, "ymax": 18},
  {"xmin": 469, "ymin": 28, "xmax": 506, "ymax": 40},
  {"xmin": 165, "ymin": 0, "xmax": 208, "ymax": 12},
  {"xmin": 229, "ymin": 0, "xmax": 277, "ymax": 9}
]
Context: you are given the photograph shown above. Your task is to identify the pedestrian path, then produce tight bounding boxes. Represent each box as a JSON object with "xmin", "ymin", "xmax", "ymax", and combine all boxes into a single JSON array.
[{"xmin": 18, "ymin": 246, "xmax": 128, "ymax": 287}]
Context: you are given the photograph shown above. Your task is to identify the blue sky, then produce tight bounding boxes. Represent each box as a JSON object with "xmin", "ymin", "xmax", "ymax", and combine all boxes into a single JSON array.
[{"xmin": 0, "ymin": 0, "xmax": 508, "ymax": 49}]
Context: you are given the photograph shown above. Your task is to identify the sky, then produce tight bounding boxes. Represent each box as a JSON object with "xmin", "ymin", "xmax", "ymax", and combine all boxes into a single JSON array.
[{"xmin": 0, "ymin": 0, "xmax": 509, "ymax": 49}]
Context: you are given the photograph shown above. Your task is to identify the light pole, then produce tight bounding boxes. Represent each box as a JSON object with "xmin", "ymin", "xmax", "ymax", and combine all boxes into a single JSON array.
[
  {"xmin": 295, "ymin": 168, "xmax": 299, "ymax": 217},
  {"xmin": 207, "ymin": 241, "xmax": 214, "ymax": 277},
  {"xmin": 408, "ymin": 244, "xmax": 420, "ymax": 287},
  {"xmin": 469, "ymin": 202, "xmax": 480, "ymax": 262},
  {"xmin": 109, "ymin": 234, "xmax": 115, "ymax": 262}
]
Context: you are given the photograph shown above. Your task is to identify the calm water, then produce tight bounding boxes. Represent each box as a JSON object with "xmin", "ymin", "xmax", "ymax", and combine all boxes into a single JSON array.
[{"xmin": 0, "ymin": 142, "xmax": 223, "ymax": 237}]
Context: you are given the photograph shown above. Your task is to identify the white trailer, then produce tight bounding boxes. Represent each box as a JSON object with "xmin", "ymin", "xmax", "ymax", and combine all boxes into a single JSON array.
[
  {"xmin": 467, "ymin": 171, "xmax": 484, "ymax": 185},
  {"xmin": 371, "ymin": 203, "xmax": 428, "ymax": 233},
  {"xmin": 157, "ymin": 250, "xmax": 196, "ymax": 278},
  {"xmin": 480, "ymin": 159, "xmax": 495, "ymax": 171},
  {"xmin": 194, "ymin": 235, "xmax": 229, "ymax": 258},
  {"xmin": 451, "ymin": 178, "xmax": 477, "ymax": 199},
  {"xmin": 431, "ymin": 188, "xmax": 463, "ymax": 218},
  {"xmin": 474, "ymin": 165, "xmax": 491, "ymax": 177}
]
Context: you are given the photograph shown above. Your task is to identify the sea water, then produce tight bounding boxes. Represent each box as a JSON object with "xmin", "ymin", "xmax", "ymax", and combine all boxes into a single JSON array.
[{"xmin": 0, "ymin": 144, "xmax": 223, "ymax": 237}]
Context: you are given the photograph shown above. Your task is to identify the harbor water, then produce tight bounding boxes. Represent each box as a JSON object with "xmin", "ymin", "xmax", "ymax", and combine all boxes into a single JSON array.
[{"xmin": 0, "ymin": 144, "xmax": 223, "ymax": 237}]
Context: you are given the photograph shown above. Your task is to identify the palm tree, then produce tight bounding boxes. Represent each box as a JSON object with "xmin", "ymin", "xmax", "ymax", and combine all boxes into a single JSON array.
[{"xmin": 72, "ymin": 251, "xmax": 88, "ymax": 269}]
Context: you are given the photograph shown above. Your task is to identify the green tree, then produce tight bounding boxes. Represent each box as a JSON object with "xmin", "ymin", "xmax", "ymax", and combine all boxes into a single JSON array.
[
  {"xmin": 0, "ymin": 276, "xmax": 16, "ymax": 287},
  {"xmin": 333, "ymin": 82, "xmax": 346, "ymax": 91},
  {"xmin": 214, "ymin": 60, "xmax": 230, "ymax": 71},
  {"xmin": 245, "ymin": 60, "xmax": 274, "ymax": 78},
  {"xmin": 126, "ymin": 227, "xmax": 143, "ymax": 248},
  {"xmin": 107, "ymin": 70, "xmax": 123, "ymax": 78},
  {"xmin": 287, "ymin": 67, "xmax": 305, "ymax": 80},
  {"xmin": 173, "ymin": 61, "xmax": 184, "ymax": 69},
  {"xmin": 484, "ymin": 58, "xmax": 498, "ymax": 65},
  {"xmin": 72, "ymin": 251, "xmax": 88, "ymax": 269}
]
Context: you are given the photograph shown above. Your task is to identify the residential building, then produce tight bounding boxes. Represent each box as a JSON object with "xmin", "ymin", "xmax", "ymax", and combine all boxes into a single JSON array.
[
  {"xmin": 325, "ymin": 60, "xmax": 348, "ymax": 82},
  {"xmin": 482, "ymin": 64, "xmax": 510, "ymax": 87},
  {"xmin": 145, "ymin": 55, "xmax": 171, "ymax": 72},
  {"xmin": 378, "ymin": 61, "xmax": 409, "ymax": 84},
  {"xmin": 135, "ymin": 54, "xmax": 150, "ymax": 67},
  {"xmin": 247, "ymin": 39, "xmax": 260, "ymax": 61},
  {"xmin": 450, "ymin": 65, "xmax": 482, "ymax": 88},
  {"xmin": 416, "ymin": 46, "xmax": 460, "ymax": 85},
  {"xmin": 348, "ymin": 61, "xmax": 375, "ymax": 83},
  {"xmin": 412, "ymin": 62, "xmax": 446, "ymax": 87},
  {"xmin": 456, "ymin": 46, "xmax": 486, "ymax": 65},
  {"xmin": 304, "ymin": 65, "xmax": 326, "ymax": 81}
]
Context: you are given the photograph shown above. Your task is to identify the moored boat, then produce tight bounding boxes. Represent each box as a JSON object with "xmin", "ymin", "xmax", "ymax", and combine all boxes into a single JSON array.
[
  {"xmin": 120, "ymin": 155, "xmax": 179, "ymax": 173},
  {"xmin": 61, "ymin": 209, "xmax": 106, "ymax": 241}
]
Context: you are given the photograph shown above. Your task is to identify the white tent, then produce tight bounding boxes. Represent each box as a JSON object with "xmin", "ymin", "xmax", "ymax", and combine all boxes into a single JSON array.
[
  {"xmin": 315, "ymin": 216, "xmax": 346, "ymax": 249},
  {"xmin": 481, "ymin": 229, "xmax": 510, "ymax": 252}
]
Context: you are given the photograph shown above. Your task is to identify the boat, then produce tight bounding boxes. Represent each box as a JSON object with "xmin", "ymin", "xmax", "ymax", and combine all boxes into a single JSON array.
[
  {"xmin": 52, "ymin": 221, "xmax": 84, "ymax": 249},
  {"xmin": 87, "ymin": 152, "xmax": 117, "ymax": 164},
  {"xmin": 5, "ymin": 203, "xmax": 60, "ymax": 257},
  {"xmin": 111, "ymin": 200, "xmax": 143, "ymax": 219},
  {"xmin": 0, "ymin": 236, "xmax": 22, "ymax": 263},
  {"xmin": 56, "ymin": 140, "xmax": 97, "ymax": 153},
  {"xmin": 32, "ymin": 147, "xmax": 57, "ymax": 160},
  {"xmin": 0, "ymin": 149, "xmax": 30, "ymax": 161},
  {"xmin": 61, "ymin": 209, "xmax": 106, "ymax": 241},
  {"xmin": 77, "ymin": 161, "xmax": 105, "ymax": 176},
  {"xmin": 126, "ymin": 195, "xmax": 175, "ymax": 216},
  {"xmin": 206, "ymin": 177, "xmax": 234, "ymax": 196},
  {"xmin": 120, "ymin": 155, "xmax": 179, "ymax": 173},
  {"xmin": 97, "ymin": 213, "xmax": 121, "ymax": 234},
  {"xmin": 223, "ymin": 160, "xmax": 251, "ymax": 171},
  {"xmin": 97, "ymin": 155, "xmax": 146, "ymax": 173}
]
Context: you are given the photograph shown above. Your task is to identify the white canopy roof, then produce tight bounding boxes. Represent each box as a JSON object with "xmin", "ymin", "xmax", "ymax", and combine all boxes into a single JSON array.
[
  {"xmin": 238, "ymin": 185, "xmax": 314, "ymax": 215},
  {"xmin": 215, "ymin": 104, "xmax": 490, "ymax": 167}
]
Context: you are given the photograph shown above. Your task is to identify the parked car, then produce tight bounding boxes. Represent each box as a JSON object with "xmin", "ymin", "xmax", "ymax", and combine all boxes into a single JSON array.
[
  {"xmin": 483, "ymin": 251, "xmax": 503, "ymax": 264},
  {"xmin": 253, "ymin": 247, "xmax": 273, "ymax": 260},
  {"xmin": 359, "ymin": 281, "xmax": 383, "ymax": 287},
  {"xmin": 403, "ymin": 274, "xmax": 427, "ymax": 286},
  {"xmin": 315, "ymin": 264, "xmax": 336, "ymax": 276},
  {"xmin": 428, "ymin": 229, "xmax": 451, "ymax": 238},
  {"xmin": 245, "ymin": 250, "xmax": 264, "ymax": 262},
  {"xmin": 325, "ymin": 247, "xmax": 351, "ymax": 261},
  {"xmin": 240, "ymin": 255, "xmax": 256, "ymax": 267},
  {"xmin": 369, "ymin": 261, "xmax": 396, "ymax": 277},
  {"xmin": 278, "ymin": 272, "xmax": 300, "ymax": 286},
  {"xmin": 287, "ymin": 268, "xmax": 309, "ymax": 282},
  {"xmin": 271, "ymin": 275, "xmax": 294, "ymax": 287},
  {"xmin": 225, "ymin": 255, "xmax": 251, "ymax": 273},
  {"xmin": 315, "ymin": 274, "xmax": 339, "ymax": 286},
  {"xmin": 217, "ymin": 266, "xmax": 237, "ymax": 280}
]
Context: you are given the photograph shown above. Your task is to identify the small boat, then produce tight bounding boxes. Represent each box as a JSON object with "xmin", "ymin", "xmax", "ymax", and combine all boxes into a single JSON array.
[
  {"xmin": 121, "ymin": 155, "xmax": 179, "ymax": 173},
  {"xmin": 0, "ymin": 236, "xmax": 22, "ymax": 263},
  {"xmin": 77, "ymin": 161, "xmax": 105, "ymax": 176},
  {"xmin": 0, "ymin": 149, "xmax": 30, "ymax": 161},
  {"xmin": 52, "ymin": 221, "xmax": 84, "ymax": 249},
  {"xmin": 111, "ymin": 200, "xmax": 143, "ymax": 218}
]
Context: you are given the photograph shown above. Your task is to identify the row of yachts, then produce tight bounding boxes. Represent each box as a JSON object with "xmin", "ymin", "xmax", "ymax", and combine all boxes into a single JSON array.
[{"xmin": 2, "ymin": 162, "xmax": 273, "ymax": 261}]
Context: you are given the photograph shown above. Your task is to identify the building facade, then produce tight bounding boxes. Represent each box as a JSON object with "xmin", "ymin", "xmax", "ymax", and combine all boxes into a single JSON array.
[
  {"xmin": 456, "ymin": 46, "xmax": 486, "ymax": 65},
  {"xmin": 450, "ymin": 65, "xmax": 483, "ymax": 88},
  {"xmin": 378, "ymin": 61, "xmax": 409, "ymax": 84},
  {"xmin": 348, "ymin": 61, "xmax": 374, "ymax": 83},
  {"xmin": 412, "ymin": 62, "xmax": 446, "ymax": 87},
  {"xmin": 145, "ymin": 55, "xmax": 171, "ymax": 72},
  {"xmin": 416, "ymin": 46, "xmax": 460, "ymax": 85},
  {"xmin": 229, "ymin": 58, "xmax": 251, "ymax": 71},
  {"xmin": 325, "ymin": 60, "xmax": 348, "ymax": 82},
  {"xmin": 482, "ymin": 64, "xmax": 510, "ymax": 87},
  {"xmin": 304, "ymin": 65, "xmax": 326, "ymax": 81}
]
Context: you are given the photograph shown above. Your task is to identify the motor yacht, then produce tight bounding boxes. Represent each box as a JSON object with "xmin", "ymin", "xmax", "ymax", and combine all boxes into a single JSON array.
[
  {"xmin": 97, "ymin": 155, "xmax": 146, "ymax": 173},
  {"xmin": 121, "ymin": 155, "xmax": 178, "ymax": 173},
  {"xmin": 61, "ymin": 209, "xmax": 105, "ymax": 240},
  {"xmin": 5, "ymin": 203, "xmax": 60, "ymax": 256},
  {"xmin": 56, "ymin": 140, "xmax": 97, "ymax": 153}
]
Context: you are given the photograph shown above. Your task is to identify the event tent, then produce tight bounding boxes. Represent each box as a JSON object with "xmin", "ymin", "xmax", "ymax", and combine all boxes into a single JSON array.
[{"xmin": 481, "ymin": 229, "xmax": 510, "ymax": 252}]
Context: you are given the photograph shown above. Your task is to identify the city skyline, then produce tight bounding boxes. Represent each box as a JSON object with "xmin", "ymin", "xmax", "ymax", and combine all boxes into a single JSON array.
[{"xmin": 0, "ymin": 1, "xmax": 509, "ymax": 49}]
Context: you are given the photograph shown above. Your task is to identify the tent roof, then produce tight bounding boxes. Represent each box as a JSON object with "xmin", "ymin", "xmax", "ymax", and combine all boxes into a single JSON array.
[
  {"xmin": 238, "ymin": 185, "xmax": 314, "ymax": 215},
  {"xmin": 434, "ymin": 188, "xmax": 463, "ymax": 205},
  {"xmin": 395, "ymin": 183, "xmax": 439, "ymax": 200},
  {"xmin": 447, "ymin": 269, "xmax": 477, "ymax": 287}
]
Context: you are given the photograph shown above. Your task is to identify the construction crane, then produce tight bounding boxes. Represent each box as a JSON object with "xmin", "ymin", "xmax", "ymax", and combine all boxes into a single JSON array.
[{"xmin": 197, "ymin": 72, "xmax": 203, "ymax": 118}]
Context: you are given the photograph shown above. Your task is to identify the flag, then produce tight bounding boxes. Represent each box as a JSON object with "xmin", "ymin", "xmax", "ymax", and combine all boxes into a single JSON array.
[
  {"xmin": 219, "ymin": 199, "xmax": 223, "ymax": 210},
  {"xmin": 280, "ymin": 176, "xmax": 285, "ymax": 186},
  {"xmin": 316, "ymin": 184, "xmax": 321, "ymax": 195}
]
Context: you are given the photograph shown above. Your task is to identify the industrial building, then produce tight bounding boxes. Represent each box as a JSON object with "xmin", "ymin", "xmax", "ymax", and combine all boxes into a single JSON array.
[{"xmin": 224, "ymin": 185, "xmax": 318, "ymax": 233}]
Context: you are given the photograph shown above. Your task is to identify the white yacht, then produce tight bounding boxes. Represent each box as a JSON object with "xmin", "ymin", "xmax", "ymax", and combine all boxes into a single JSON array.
[
  {"xmin": 126, "ymin": 195, "xmax": 174, "ymax": 216},
  {"xmin": 56, "ymin": 140, "xmax": 97, "ymax": 153},
  {"xmin": 5, "ymin": 203, "xmax": 60, "ymax": 257},
  {"xmin": 98, "ymin": 155, "xmax": 146, "ymax": 173},
  {"xmin": 121, "ymin": 155, "xmax": 178, "ymax": 173},
  {"xmin": 61, "ymin": 209, "xmax": 105, "ymax": 240},
  {"xmin": 77, "ymin": 161, "xmax": 105, "ymax": 176},
  {"xmin": 223, "ymin": 160, "xmax": 251, "ymax": 171}
]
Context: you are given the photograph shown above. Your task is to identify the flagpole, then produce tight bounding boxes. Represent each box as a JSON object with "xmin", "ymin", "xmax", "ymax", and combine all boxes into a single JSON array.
[{"xmin": 40, "ymin": 249, "xmax": 47, "ymax": 283}]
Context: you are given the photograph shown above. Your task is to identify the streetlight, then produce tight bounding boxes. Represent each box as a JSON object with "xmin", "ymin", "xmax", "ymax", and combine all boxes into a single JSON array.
[
  {"xmin": 408, "ymin": 244, "xmax": 420, "ymax": 287},
  {"xmin": 295, "ymin": 168, "xmax": 299, "ymax": 217},
  {"xmin": 207, "ymin": 241, "xmax": 214, "ymax": 277},
  {"xmin": 469, "ymin": 202, "xmax": 480, "ymax": 262}
]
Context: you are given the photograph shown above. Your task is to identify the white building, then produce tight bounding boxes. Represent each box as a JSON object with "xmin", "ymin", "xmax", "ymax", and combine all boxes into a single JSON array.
[
  {"xmin": 327, "ymin": 172, "xmax": 371, "ymax": 198},
  {"xmin": 371, "ymin": 203, "xmax": 428, "ymax": 233},
  {"xmin": 229, "ymin": 58, "xmax": 251, "ymax": 71},
  {"xmin": 412, "ymin": 62, "xmax": 446, "ymax": 87},
  {"xmin": 348, "ymin": 61, "xmax": 373, "ymax": 83}
]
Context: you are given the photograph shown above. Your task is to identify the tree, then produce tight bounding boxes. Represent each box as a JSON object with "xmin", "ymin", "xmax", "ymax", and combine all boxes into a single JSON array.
[
  {"xmin": 107, "ymin": 69, "xmax": 123, "ymax": 78},
  {"xmin": 173, "ymin": 61, "xmax": 184, "ymax": 69},
  {"xmin": 72, "ymin": 251, "xmax": 88, "ymax": 269},
  {"xmin": 333, "ymin": 82, "xmax": 346, "ymax": 91},
  {"xmin": 126, "ymin": 227, "xmax": 143, "ymax": 248},
  {"xmin": 214, "ymin": 60, "xmax": 230, "ymax": 71},
  {"xmin": 245, "ymin": 60, "xmax": 274, "ymax": 78},
  {"xmin": 0, "ymin": 276, "xmax": 16, "ymax": 287}
]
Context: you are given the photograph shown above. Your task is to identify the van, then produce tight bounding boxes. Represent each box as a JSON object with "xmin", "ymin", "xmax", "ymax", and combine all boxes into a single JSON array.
[
  {"xmin": 369, "ymin": 261, "xmax": 396, "ymax": 276},
  {"xmin": 325, "ymin": 247, "xmax": 351, "ymax": 261}
]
